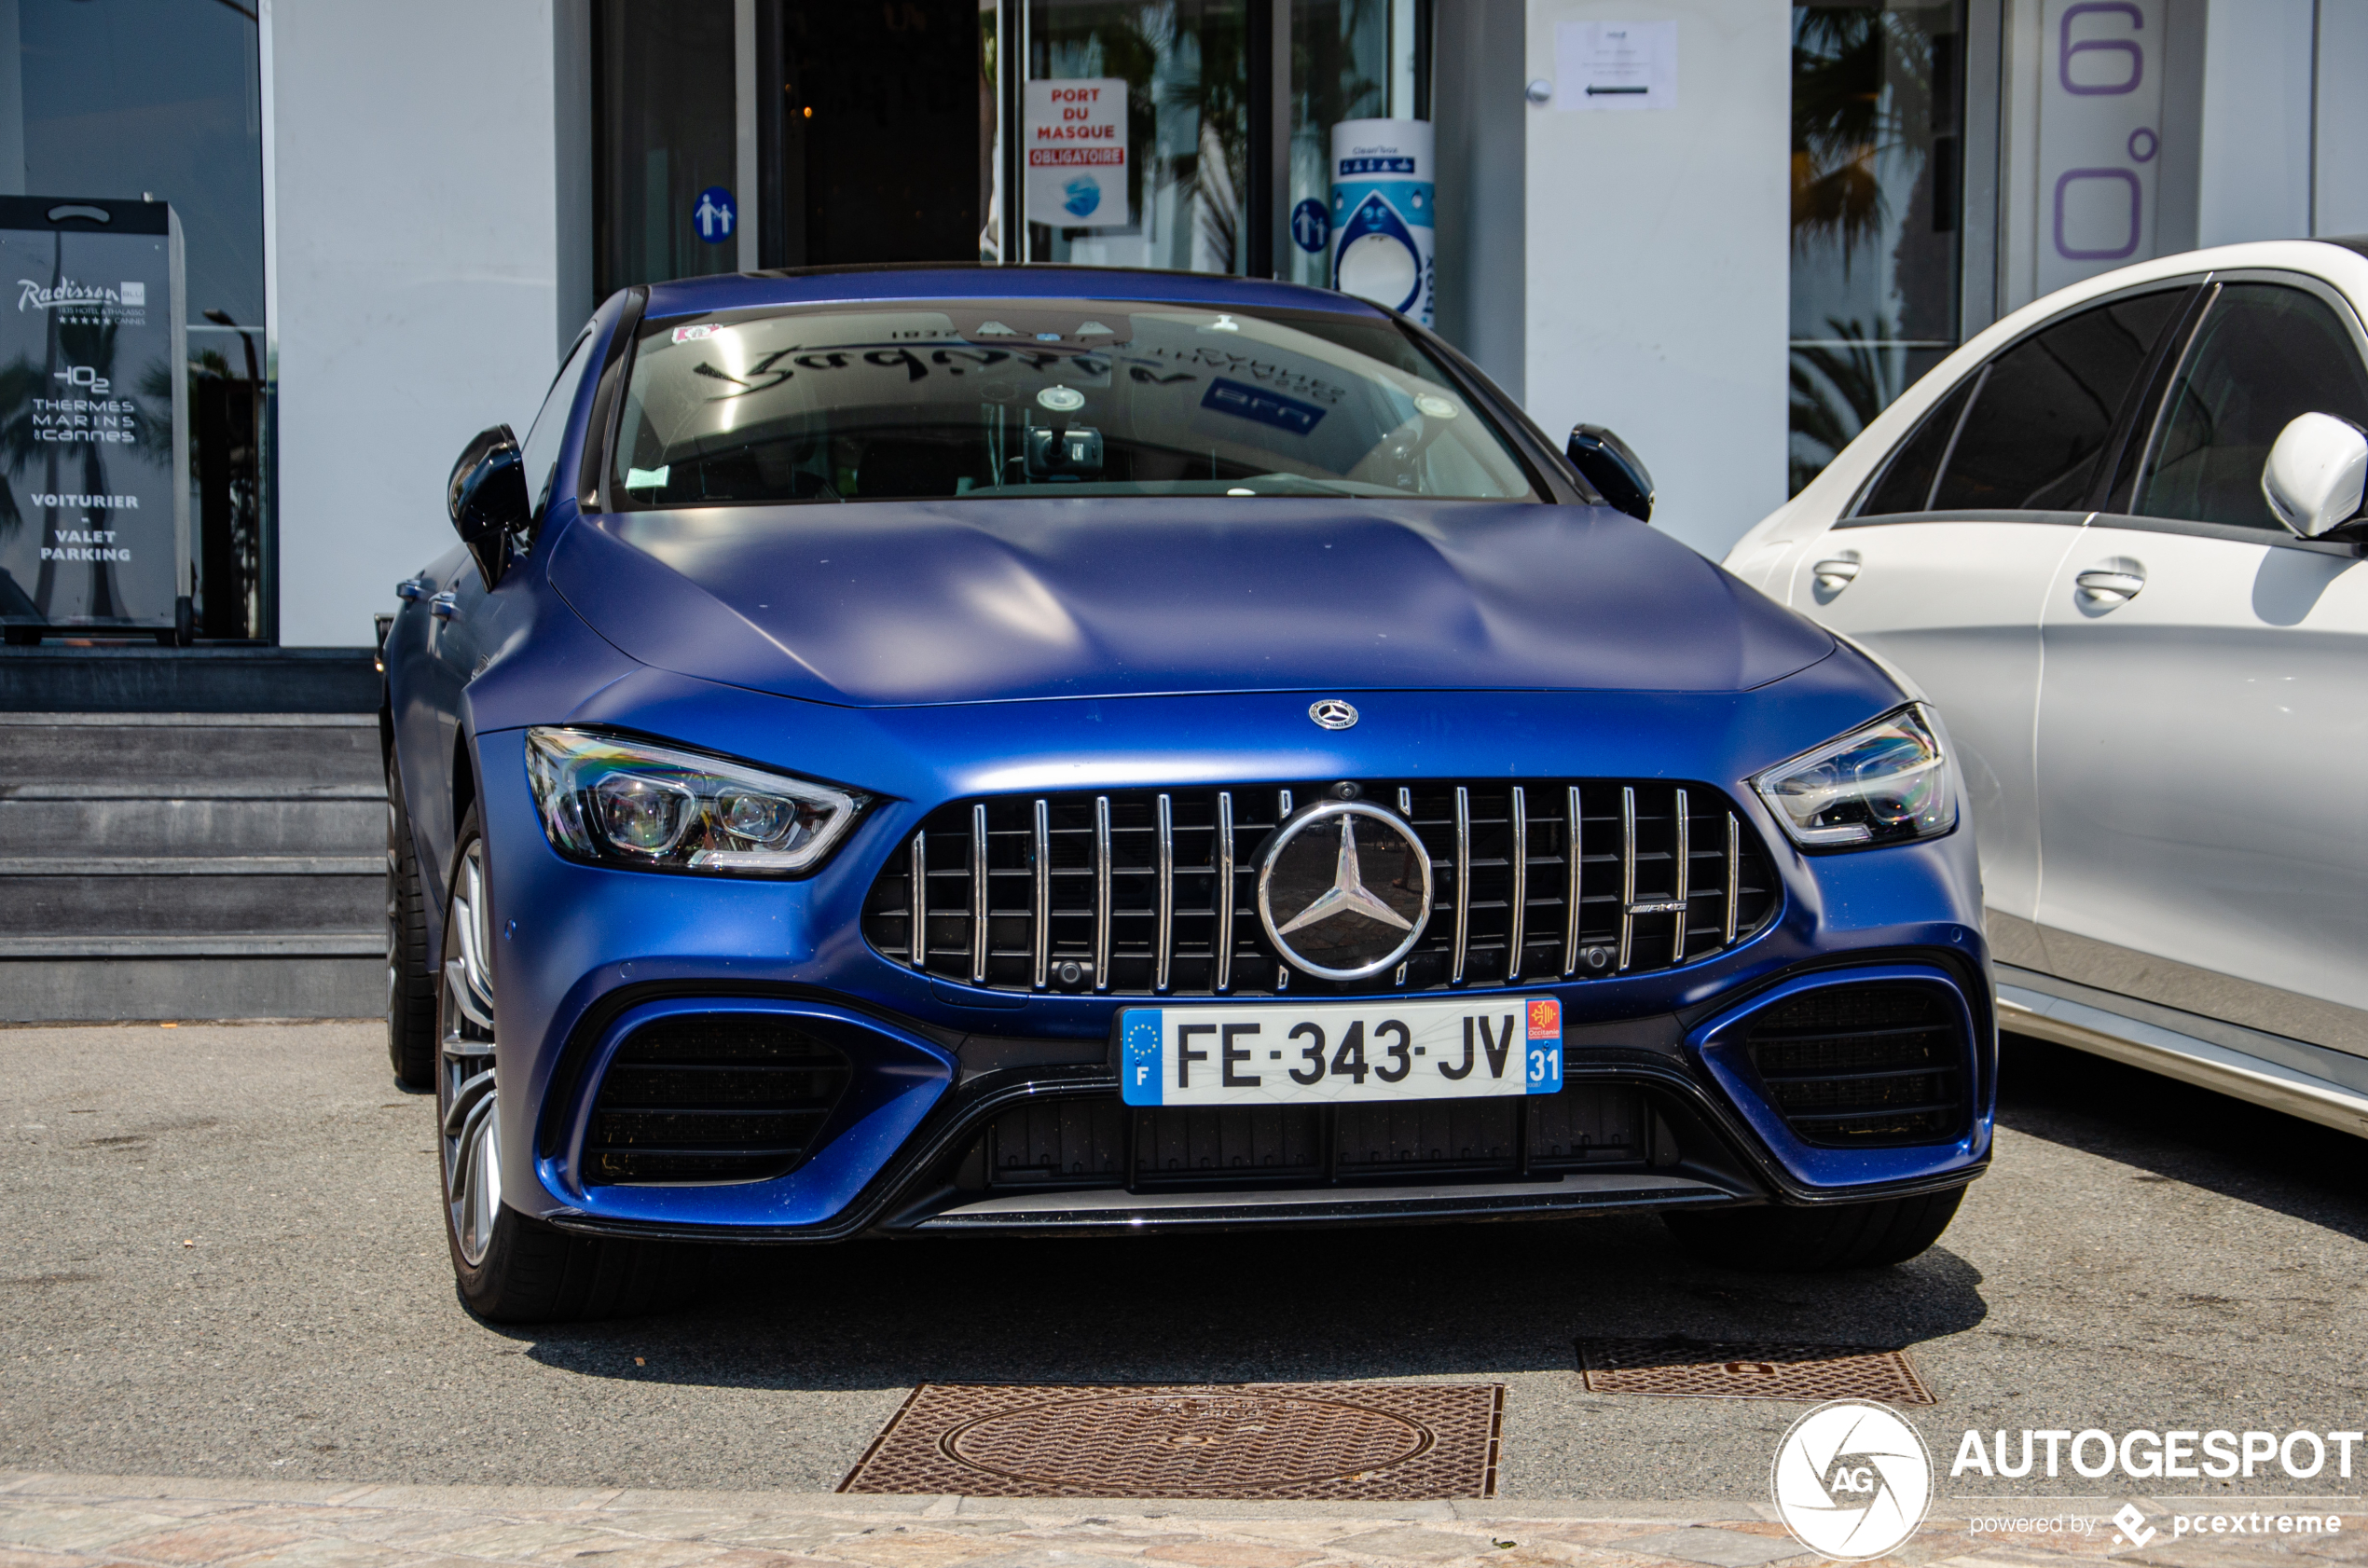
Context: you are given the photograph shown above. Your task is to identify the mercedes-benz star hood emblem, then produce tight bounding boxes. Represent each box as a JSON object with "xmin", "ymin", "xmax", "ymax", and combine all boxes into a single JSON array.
[
  {"xmin": 1308, "ymin": 699, "xmax": 1358, "ymax": 730},
  {"xmin": 1257, "ymin": 800, "xmax": 1432, "ymax": 980}
]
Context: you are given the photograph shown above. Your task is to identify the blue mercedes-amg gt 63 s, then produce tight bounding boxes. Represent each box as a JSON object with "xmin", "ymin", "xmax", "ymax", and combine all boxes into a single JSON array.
[{"xmin": 381, "ymin": 266, "xmax": 1993, "ymax": 1322}]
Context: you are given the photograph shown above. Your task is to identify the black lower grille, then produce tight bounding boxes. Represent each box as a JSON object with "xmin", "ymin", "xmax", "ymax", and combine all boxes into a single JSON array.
[
  {"xmin": 586, "ymin": 1015, "xmax": 852, "ymax": 1184},
  {"xmin": 1743, "ymin": 983, "xmax": 1967, "ymax": 1148},
  {"xmin": 978, "ymin": 1083, "xmax": 1659, "ymax": 1190},
  {"xmin": 861, "ymin": 779, "xmax": 1779, "ymax": 999}
]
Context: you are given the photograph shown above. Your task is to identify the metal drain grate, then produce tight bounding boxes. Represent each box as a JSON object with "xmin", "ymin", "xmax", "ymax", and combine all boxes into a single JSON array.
[
  {"xmin": 1577, "ymin": 1339, "xmax": 1935, "ymax": 1404},
  {"xmin": 839, "ymin": 1382, "xmax": 1503, "ymax": 1499}
]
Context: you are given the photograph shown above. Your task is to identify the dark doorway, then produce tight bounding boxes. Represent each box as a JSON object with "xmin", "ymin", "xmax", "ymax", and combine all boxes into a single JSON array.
[{"xmin": 760, "ymin": 0, "xmax": 986, "ymax": 268}]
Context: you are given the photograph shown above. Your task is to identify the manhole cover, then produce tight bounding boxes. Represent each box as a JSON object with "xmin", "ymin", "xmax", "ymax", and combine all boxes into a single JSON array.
[
  {"xmin": 1577, "ymin": 1338, "xmax": 1935, "ymax": 1404},
  {"xmin": 840, "ymin": 1382, "xmax": 1503, "ymax": 1499}
]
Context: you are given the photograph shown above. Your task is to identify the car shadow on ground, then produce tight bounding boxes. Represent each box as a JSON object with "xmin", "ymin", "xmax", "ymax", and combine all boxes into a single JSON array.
[
  {"xmin": 516, "ymin": 1204, "xmax": 1989, "ymax": 1390},
  {"xmin": 1996, "ymin": 1032, "xmax": 2368, "ymax": 1243}
]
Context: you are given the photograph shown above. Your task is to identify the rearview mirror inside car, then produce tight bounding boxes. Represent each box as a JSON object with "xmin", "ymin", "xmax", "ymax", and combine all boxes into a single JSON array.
[
  {"xmin": 2262, "ymin": 412, "xmax": 2368, "ymax": 540},
  {"xmin": 1566, "ymin": 424, "xmax": 1655, "ymax": 523},
  {"xmin": 447, "ymin": 424, "xmax": 530, "ymax": 587}
]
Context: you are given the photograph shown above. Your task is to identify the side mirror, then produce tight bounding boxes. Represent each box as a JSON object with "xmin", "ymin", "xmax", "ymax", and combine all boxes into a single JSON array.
[
  {"xmin": 2263, "ymin": 412, "xmax": 2368, "ymax": 539},
  {"xmin": 1567, "ymin": 424, "xmax": 1655, "ymax": 522},
  {"xmin": 447, "ymin": 424, "xmax": 530, "ymax": 586}
]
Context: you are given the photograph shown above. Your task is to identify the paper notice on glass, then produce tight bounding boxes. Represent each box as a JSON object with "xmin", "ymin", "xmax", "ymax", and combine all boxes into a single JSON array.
[
  {"xmin": 1026, "ymin": 78, "xmax": 1131, "ymax": 228},
  {"xmin": 1554, "ymin": 21, "xmax": 1677, "ymax": 111}
]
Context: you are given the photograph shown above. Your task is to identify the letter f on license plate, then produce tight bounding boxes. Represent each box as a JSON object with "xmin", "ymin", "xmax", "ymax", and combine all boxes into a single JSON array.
[{"xmin": 1119, "ymin": 996, "xmax": 1563, "ymax": 1107}]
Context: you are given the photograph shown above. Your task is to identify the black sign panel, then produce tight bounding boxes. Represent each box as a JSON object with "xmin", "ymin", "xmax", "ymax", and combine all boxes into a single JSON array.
[{"xmin": 0, "ymin": 197, "xmax": 186, "ymax": 630}]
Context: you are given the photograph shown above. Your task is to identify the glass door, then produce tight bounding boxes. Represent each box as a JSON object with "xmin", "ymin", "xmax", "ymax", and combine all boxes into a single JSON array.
[
  {"xmin": 1017, "ymin": 0, "xmax": 1251, "ymax": 273},
  {"xmin": 1788, "ymin": 0, "xmax": 1967, "ymax": 494}
]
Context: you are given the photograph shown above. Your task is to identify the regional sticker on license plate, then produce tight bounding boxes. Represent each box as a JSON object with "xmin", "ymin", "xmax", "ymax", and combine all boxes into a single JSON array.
[{"xmin": 1118, "ymin": 997, "xmax": 1563, "ymax": 1107}]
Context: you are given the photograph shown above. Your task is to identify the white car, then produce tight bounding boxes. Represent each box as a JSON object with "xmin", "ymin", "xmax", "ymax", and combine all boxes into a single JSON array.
[{"xmin": 1727, "ymin": 240, "xmax": 2368, "ymax": 1138}]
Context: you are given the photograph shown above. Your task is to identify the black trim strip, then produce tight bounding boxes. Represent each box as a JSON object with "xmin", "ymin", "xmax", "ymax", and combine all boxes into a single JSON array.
[
  {"xmin": 577, "ymin": 284, "xmax": 648, "ymax": 515},
  {"xmin": 2086, "ymin": 511, "xmax": 2363, "ymax": 555},
  {"xmin": 1834, "ymin": 508, "xmax": 2090, "ymax": 530}
]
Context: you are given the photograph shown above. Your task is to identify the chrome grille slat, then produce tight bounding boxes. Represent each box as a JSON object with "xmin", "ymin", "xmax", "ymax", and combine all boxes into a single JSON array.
[
  {"xmin": 1093, "ymin": 794, "xmax": 1112, "ymax": 993},
  {"xmin": 1725, "ymin": 813, "xmax": 1741, "ymax": 944},
  {"xmin": 1672, "ymin": 787, "xmax": 1691, "ymax": 967},
  {"xmin": 868, "ymin": 778, "xmax": 1776, "ymax": 997},
  {"xmin": 1216, "ymin": 791, "xmax": 1236, "ymax": 993},
  {"xmin": 1032, "ymin": 798, "xmax": 1051, "ymax": 989},
  {"xmin": 1618, "ymin": 785, "xmax": 1636, "ymax": 974},
  {"xmin": 908, "ymin": 832, "xmax": 928, "ymax": 972},
  {"xmin": 1451, "ymin": 785, "xmax": 1471, "ymax": 985},
  {"xmin": 1506, "ymin": 785, "xmax": 1527, "ymax": 983},
  {"xmin": 970, "ymin": 802, "xmax": 989, "ymax": 984},
  {"xmin": 1155, "ymin": 793, "xmax": 1175, "ymax": 994},
  {"xmin": 1562, "ymin": 785, "xmax": 1583, "ymax": 977}
]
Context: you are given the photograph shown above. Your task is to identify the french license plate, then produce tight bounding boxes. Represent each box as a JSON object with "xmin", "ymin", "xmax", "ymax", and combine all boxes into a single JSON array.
[{"xmin": 1118, "ymin": 997, "xmax": 1563, "ymax": 1107}]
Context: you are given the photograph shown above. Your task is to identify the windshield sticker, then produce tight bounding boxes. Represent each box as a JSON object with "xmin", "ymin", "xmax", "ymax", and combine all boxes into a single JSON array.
[
  {"xmin": 1134, "ymin": 343, "xmax": 1348, "ymax": 405},
  {"xmin": 1202, "ymin": 378, "xmax": 1326, "ymax": 436},
  {"xmin": 670, "ymin": 324, "xmax": 720, "ymax": 343}
]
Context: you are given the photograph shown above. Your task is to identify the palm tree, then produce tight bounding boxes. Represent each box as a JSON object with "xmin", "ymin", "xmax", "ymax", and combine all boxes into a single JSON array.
[
  {"xmin": 1791, "ymin": 7, "xmax": 1934, "ymax": 263},
  {"xmin": 1789, "ymin": 318, "xmax": 1895, "ymax": 494}
]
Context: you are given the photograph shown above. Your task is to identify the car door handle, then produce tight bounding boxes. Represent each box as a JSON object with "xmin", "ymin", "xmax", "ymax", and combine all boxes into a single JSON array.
[
  {"xmin": 2075, "ymin": 569, "xmax": 2145, "ymax": 607},
  {"xmin": 395, "ymin": 577, "xmax": 427, "ymax": 602},
  {"xmin": 1811, "ymin": 557, "xmax": 1860, "ymax": 592},
  {"xmin": 429, "ymin": 591, "xmax": 460, "ymax": 621}
]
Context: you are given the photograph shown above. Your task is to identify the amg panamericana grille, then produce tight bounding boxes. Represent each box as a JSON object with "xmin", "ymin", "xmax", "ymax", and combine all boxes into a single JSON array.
[{"xmin": 861, "ymin": 780, "xmax": 1779, "ymax": 998}]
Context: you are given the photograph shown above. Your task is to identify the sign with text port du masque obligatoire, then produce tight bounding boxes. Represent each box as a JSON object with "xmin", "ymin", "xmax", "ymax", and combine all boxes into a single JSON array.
[
  {"xmin": 1331, "ymin": 118, "xmax": 1434, "ymax": 328},
  {"xmin": 0, "ymin": 198, "xmax": 189, "ymax": 631},
  {"xmin": 1026, "ymin": 78, "xmax": 1130, "ymax": 230}
]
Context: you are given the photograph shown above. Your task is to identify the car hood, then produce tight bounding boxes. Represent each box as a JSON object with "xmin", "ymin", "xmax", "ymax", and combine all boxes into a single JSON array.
[{"xmin": 546, "ymin": 499, "xmax": 1833, "ymax": 708}]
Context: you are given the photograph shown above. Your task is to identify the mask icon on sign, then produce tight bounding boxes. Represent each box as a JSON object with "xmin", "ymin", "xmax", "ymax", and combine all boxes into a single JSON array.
[
  {"xmin": 1062, "ymin": 176, "xmax": 1103, "ymax": 219},
  {"xmin": 1334, "ymin": 192, "xmax": 1421, "ymax": 314}
]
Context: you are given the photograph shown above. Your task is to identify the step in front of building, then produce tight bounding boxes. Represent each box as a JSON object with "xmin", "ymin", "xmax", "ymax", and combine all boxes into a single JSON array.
[{"xmin": 0, "ymin": 711, "xmax": 385, "ymax": 1023}]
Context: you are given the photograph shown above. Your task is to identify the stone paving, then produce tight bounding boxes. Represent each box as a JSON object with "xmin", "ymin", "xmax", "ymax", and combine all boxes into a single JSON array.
[{"xmin": 0, "ymin": 1477, "xmax": 2358, "ymax": 1568}]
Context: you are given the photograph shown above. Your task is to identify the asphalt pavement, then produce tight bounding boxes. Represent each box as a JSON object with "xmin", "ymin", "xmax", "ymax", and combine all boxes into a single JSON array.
[{"xmin": 3, "ymin": 1019, "xmax": 2364, "ymax": 1498}]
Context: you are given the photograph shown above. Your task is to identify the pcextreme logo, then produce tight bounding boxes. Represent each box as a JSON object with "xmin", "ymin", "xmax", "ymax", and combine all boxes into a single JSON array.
[{"xmin": 1770, "ymin": 1400, "xmax": 1935, "ymax": 1561}]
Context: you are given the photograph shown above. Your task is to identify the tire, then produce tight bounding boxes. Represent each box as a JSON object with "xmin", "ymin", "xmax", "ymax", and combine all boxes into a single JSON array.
[
  {"xmin": 385, "ymin": 751, "xmax": 436, "ymax": 1089},
  {"xmin": 1661, "ymin": 1186, "xmax": 1966, "ymax": 1272},
  {"xmin": 435, "ymin": 806, "xmax": 702, "ymax": 1323}
]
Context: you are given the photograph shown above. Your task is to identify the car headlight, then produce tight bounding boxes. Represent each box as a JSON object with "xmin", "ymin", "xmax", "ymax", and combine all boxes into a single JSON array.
[
  {"xmin": 1752, "ymin": 703, "xmax": 1957, "ymax": 850},
  {"xmin": 525, "ymin": 727, "xmax": 868, "ymax": 875}
]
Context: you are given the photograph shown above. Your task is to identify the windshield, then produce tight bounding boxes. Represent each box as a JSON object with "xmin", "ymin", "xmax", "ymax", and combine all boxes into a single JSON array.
[{"xmin": 608, "ymin": 299, "xmax": 1540, "ymax": 504}]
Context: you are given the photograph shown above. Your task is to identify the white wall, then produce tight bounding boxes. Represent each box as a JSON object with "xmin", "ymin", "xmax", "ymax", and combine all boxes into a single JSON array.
[
  {"xmin": 1520, "ymin": 0, "xmax": 1790, "ymax": 559},
  {"xmin": 2316, "ymin": 0, "xmax": 2368, "ymax": 234},
  {"xmin": 271, "ymin": 0, "xmax": 560, "ymax": 647},
  {"xmin": 2196, "ymin": 0, "xmax": 2316, "ymax": 246}
]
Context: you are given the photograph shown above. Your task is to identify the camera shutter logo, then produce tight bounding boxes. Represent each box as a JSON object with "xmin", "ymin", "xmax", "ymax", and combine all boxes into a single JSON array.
[{"xmin": 1770, "ymin": 1400, "xmax": 1933, "ymax": 1560}]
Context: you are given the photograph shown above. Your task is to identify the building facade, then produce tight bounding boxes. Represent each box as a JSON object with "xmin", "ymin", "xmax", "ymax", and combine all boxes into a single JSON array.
[{"xmin": 0, "ymin": 0, "xmax": 2356, "ymax": 652}]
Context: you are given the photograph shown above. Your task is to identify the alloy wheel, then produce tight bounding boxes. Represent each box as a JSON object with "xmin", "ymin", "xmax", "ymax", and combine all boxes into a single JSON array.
[{"xmin": 438, "ymin": 839, "xmax": 502, "ymax": 1267}]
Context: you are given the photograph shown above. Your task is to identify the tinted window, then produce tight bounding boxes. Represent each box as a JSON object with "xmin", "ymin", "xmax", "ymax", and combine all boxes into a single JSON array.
[
  {"xmin": 610, "ymin": 300, "xmax": 1539, "ymax": 504},
  {"xmin": 1928, "ymin": 288, "xmax": 2188, "ymax": 513},
  {"xmin": 2135, "ymin": 283, "xmax": 2368, "ymax": 530},
  {"xmin": 1858, "ymin": 378, "xmax": 1973, "ymax": 516},
  {"xmin": 521, "ymin": 332, "xmax": 597, "ymax": 530}
]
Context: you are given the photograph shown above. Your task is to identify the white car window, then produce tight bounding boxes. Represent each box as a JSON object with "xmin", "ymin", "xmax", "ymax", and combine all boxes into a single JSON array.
[
  {"xmin": 1857, "ymin": 288, "xmax": 2187, "ymax": 517},
  {"xmin": 2135, "ymin": 282, "xmax": 2368, "ymax": 531}
]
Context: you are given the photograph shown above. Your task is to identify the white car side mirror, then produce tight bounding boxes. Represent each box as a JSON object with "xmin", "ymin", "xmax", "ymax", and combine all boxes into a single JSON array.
[{"xmin": 2262, "ymin": 412, "xmax": 2368, "ymax": 539}]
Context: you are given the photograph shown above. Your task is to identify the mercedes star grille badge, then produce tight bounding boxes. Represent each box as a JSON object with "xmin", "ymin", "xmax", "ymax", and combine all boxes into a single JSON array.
[
  {"xmin": 1308, "ymin": 699, "xmax": 1358, "ymax": 730},
  {"xmin": 1256, "ymin": 800, "xmax": 1432, "ymax": 980}
]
